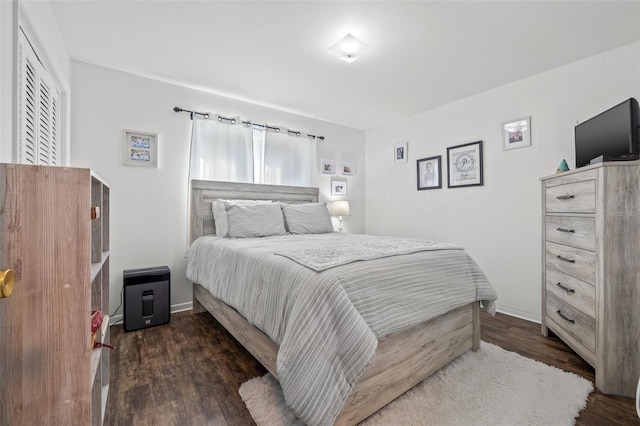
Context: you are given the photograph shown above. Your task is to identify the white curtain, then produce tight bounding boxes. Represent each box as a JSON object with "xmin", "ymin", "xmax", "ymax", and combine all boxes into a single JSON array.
[
  {"xmin": 189, "ymin": 115, "xmax": 316, "ymax": 187},
  {"xmin": 262, "ymin": 127, "xmax": 316, "ymax": 187},
  {"xmin": 189, "ymin": 115, "xmax": 254, "ymax": 182}
]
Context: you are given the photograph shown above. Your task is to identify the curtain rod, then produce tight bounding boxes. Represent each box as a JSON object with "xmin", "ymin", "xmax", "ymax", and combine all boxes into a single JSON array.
[{"xmin": 173, "ymin": 106, "xmax": 324, "ymax": 141}]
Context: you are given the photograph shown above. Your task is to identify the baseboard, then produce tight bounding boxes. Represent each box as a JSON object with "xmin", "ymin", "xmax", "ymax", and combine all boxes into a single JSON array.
[
  {"xmin": 171, "ymin": 301, "xmax": 193, "ymax": 313},
  {"xmin": 108, "ymin": 301, "xmax": 194, "ymax": 326},
  {"xmin": 495, "ymin": 307, "xmax": 540, "ymax": 324}
]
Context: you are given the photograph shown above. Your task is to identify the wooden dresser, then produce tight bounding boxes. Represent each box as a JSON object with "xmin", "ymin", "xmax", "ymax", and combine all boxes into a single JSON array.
[
  {"xmin": 541, "ymin": 161, "xmax": 640, "ymax": 397},
  {"xmin": 0, "ymin": 164, "xmax": 110, "ymax": 425}
]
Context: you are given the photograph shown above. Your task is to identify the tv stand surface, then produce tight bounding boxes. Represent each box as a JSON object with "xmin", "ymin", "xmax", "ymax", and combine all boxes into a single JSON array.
[{"xmin": 589, "ymin": 153, "xmax": 640, "ymax": 164}]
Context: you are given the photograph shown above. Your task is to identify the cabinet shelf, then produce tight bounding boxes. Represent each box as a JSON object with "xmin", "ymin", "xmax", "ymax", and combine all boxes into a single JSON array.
[
  {"xmin": 91, "ymin": 251, "xmax": 110, "ymax": 283},
  {"xmin": 90, "ymin": 348, "xmax": 101, "ymax": 385}
]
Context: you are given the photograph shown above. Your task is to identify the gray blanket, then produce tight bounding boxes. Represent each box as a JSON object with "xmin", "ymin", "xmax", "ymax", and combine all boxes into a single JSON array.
[
  {"xmin": 186, "ymin": 233, "xmax": 497, "ymax": 426},
  {"xmin": 274, "ymin": 233, "xmax": 460, "ymax": 271}
]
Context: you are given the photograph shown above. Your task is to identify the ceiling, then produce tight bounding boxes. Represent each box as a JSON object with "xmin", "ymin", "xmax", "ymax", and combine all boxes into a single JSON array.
[{"xmin": 48, "ymin": 1, "xmax": 640, "ymax": 130}]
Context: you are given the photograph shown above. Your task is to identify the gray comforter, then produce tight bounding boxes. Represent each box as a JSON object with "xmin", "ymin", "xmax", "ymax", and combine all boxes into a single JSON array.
[{"xmin": 186, "ymin": 233, "xmax": 497, "ymax": 426}]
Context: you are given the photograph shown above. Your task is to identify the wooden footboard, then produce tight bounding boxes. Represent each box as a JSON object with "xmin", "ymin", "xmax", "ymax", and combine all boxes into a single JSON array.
[{"xmin": 193, "ymin": 283, "xmax": 480, "ymax": 425}]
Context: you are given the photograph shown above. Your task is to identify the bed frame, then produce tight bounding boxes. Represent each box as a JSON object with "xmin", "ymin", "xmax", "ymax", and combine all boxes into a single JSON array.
[{"xmin": 189, "ymin": 179, "xmax": 481, "ymax": 425}]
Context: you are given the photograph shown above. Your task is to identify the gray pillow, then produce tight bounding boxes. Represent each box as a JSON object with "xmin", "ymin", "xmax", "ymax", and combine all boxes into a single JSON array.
[
  {"xmin": 227, "ymin": 203, "xmax": 286, "ymax": 238},
  {"xmin": 211, "ymin": 199, "xmax": 272, "ymax": 237},
  {"xmin": 281, "ymin": 203, "xmax": 334, "ymax": 234}
]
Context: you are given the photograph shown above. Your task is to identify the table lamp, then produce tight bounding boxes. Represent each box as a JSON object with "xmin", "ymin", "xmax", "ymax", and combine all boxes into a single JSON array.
[{"xmin": 329, "ymin": 200, "xmax": 350, "ymax": 232}]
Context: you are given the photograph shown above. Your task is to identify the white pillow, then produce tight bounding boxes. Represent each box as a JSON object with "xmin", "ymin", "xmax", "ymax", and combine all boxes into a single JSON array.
[
  {"xmin": 281, "ymin": 203, "xmax": 334, "ymax": 234},
  {"xmin": 211, "ymin": 199, "xmax": 272, "ymax": 237},
  {"xmin": 227, "ymin": 203, "xmax": 286, "ymax": 238}
]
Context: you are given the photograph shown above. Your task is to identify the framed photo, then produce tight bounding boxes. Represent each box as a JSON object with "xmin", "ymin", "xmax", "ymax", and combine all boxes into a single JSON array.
[
  {"xmin": 447, "ymin": 141, "xmax": 483, "ymax": 188},
  {"xmin": 394, "ymin": 141, "xmax": 408, "ymax": 163},
  {"xmin": 341, "ymin": 161, "xmax": 355, "ymax": 176},
  {"xmin": 416, "ymin": 156, "xmax": 442, "ymax": 190},
  {"xmin": 320, "ymin": 159, "xmax": 336, "ymax": 175},
  {"xmin": 502, "ymin": 117, "xmax": 531, "ymax": 150},
  {"xmin": 123, "ymin": 129, "xmax": 158, "ymax": 167},
  {"xmin": 331, "ymin": 179, "xmax": 348, "ymax": 197}
]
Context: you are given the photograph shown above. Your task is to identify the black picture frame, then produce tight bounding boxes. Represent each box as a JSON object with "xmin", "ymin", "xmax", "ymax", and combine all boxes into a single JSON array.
[
  {"xmin": 447, "ymin": 140, "xmax": 483, "ymax": 188},
  {"xmin": 416, "ymin": 155, "xmax": 442, "ymax": 190}
]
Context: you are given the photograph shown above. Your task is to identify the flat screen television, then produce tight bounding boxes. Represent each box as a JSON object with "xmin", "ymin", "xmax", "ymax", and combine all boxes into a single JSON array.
[{"xmin": 574, "ymin": 97, "xmax": 640, "ymax": 168}]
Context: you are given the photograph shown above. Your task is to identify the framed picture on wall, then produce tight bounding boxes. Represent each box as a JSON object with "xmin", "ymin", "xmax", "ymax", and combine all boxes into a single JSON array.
[
  {"xmin": 502, "ymin": 117, "xmax": 531, "ymax": 150},
  {"xmin": 394, "ymin": 141, "xmax": 408, "ymax": 163},
  {"xmin": 416, "ymin": 155, "xmax": 442, "ymax": 190},
  {"xmin": 320, "ymin": 159, "xmax": 336, "ymax": 174},
  {"xmin": 123, "ymin": 129, "xmax": 158, "ymax": 167},
  {"xmin": 331, "ymin": 179, "xmax": 348, "ymax": 196},
  {"xmin": 447, "ymin": 140, "xmax": 483, "ymax": 188},
  {"xmin": 341, "ymin": 161, "xmax": 355, "ymax": 176}
]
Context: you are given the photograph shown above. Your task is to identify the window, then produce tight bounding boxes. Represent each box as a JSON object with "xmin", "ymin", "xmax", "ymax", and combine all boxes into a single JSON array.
[
  {"xmin": 17, "ymin": 29, "xmax": 60, "ymax": 165},
  {"xmin": 190, "ymin": 117, "xmax": 316, "ymax": 187}
]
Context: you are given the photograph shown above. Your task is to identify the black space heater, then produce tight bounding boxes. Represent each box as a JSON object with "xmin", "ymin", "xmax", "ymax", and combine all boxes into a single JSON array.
[{"xmin": 123, "ymin": 266, "xmax": 170, "ymax": 332}]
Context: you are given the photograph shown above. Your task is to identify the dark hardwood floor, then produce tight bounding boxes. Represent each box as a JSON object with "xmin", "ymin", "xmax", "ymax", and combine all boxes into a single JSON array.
[{"xmin": 105, "ymin": 310, "xmax": 639, "ymax": 425}]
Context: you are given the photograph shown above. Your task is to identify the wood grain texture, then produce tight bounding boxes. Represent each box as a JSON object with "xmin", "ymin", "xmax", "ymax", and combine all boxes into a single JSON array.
[
  {"xmin": 546, "ymin": 268, "xmax": 595, "ymax": 318},
  {"xmin": 546, "ymin": 292, "xmax": 596, "ymax": 353},
  {"xmin": 105, "ymin": 310, "xmax": 640, "ymax": 426},
  {"xmin": 193, "ymin": 284, "xmax": 479, "ymax": 426},
  {"xmin": 542, "ymin": 161, "xmax": 640, "ymax": 398},
  {"xmin": 335, "ymin": 304, "xmax": 475, "ymax": 425},
  {"xmin": 0, "ymin": 164, "xmax": 98, "ymax": 425},
  {"xmin": 597, "ymin": 163, "xmax": 640, "ymax": 396},
  {"xmin": 545, "ymin": 179, "xmax": 596, "ymax": 213},
  {"xmin": 545, "ymin": 215, "xmax": 596, "ymax": 251},
  {"xmin": 545, "ymin": 241, "xmax": 596, "ymax": 284}
]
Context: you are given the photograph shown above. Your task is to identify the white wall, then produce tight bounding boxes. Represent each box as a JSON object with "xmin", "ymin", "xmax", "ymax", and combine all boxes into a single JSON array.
[
  {"xmin": 0, "ymin": 0, "xmax": 17, "ymax": 163},
  {"xmin": 364, "ymin": 41, "xmax": 640, "ymax": 322},
  {"xmin": 70, "ymin": 61, "xmax": 365, "ymax": 320}
]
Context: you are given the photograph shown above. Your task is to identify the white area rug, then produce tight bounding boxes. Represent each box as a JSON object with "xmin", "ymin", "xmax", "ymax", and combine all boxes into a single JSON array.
[{"xmin": 239, "ymin": 342, "xmax": 593, "ymax": 426}]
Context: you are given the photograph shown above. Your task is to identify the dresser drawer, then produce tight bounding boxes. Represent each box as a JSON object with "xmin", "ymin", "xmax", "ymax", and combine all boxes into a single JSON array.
[
  {"xmin": 546, "ymin": 180, "xmax": 596, "ymax": 213},
  {"xmin": 546, "ymin": 292, "xmax": 596, "ymax": 354},
  {"xmin": 545, "ymin": 216, "xmax": 596, "ymax": 251},
  {"xmin": 545, "ymin": 241, "xmax": 596, "ymax": 284},
  {"xmin": 546, "ymin": 268, "xmax": 595, "ymax": 318}
]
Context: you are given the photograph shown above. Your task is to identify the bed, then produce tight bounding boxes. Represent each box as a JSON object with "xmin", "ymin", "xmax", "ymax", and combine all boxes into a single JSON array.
[{"xmin": 187, "ymin": 179, "xmax": 497, "ymax": 426}]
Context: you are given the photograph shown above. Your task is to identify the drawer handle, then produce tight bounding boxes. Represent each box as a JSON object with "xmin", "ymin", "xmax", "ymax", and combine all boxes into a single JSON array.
[
  {"xmin": 557, "ymin": 310, "xmax": 575, "ymax": 324},
  {"xmin": 556, "ymin": 282, "xmax": 575, "ymax": 294},
  {"xmin": 556, "ymin": 194, "xmax": 575, "ymax": 200},
  {"xmin": 556, "ymin": 227, "xmax": 575, "ymax": 233},
  {"xmin": 556, "ymin": 255, "xmax": 576, "ymax": 263}
]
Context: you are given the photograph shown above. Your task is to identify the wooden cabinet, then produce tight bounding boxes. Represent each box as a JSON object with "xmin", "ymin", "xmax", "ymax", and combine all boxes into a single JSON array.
[
  {"xmin": 0, "ymin": 164, "xmax": 110, "ymax": 425},
  {"xmin": 541, "ymin": 162, "xmax": 640, "ymax": 397}
]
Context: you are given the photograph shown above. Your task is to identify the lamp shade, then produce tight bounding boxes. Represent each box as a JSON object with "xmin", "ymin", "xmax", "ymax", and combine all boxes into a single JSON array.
[{"xmin": 329, "ymin": 200, "xmax": 350, "ymax": 217}]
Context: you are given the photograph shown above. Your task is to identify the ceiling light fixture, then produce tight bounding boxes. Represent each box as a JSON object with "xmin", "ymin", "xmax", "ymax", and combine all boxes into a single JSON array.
[{"xmin": 327, "ymin": 33, "xmax": 372, "ymax": 63}]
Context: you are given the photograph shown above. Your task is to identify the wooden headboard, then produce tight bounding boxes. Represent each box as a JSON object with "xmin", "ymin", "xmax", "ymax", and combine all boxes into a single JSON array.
[{"xmin": 190, "ymin": 180, "xmax": 319, "ymax": 243}]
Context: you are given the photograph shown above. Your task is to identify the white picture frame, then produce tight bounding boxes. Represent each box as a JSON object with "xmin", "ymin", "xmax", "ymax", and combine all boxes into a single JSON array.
[
  {"xmin": 320, "ymin": 159, "xmax": 336, "ymax": 175},
  {"xmin": 123, "ymin": 129, "xmax": 158, "ymax": 167},
  {"xmin": 331, "ymin": 179, "xmax": 348, "ymax": 197},
  {"xmin": 394, "ymin": 141, "xmax": 408, "ymax": 163},
  {"xmin": 502, "ymin": 117, "xmax": 531, "ymax": 150},
  {"xmin": 341, "ymin": 161, "xmax": 355, "ymax": 176}
]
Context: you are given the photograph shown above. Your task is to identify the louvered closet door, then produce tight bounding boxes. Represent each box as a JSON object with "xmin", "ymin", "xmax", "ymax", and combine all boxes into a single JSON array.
[
  {"xmin": 37, "ymin": 71, "xmax": 60, "ymax": 165},
  {"xmin": 17, "ymin": 30, "xmax": 60, "ymax": 166}
]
